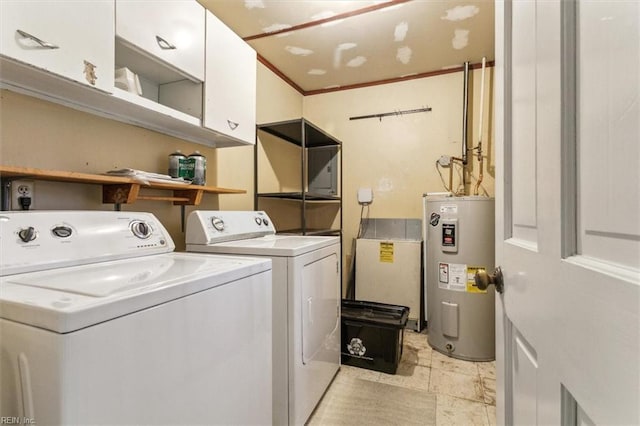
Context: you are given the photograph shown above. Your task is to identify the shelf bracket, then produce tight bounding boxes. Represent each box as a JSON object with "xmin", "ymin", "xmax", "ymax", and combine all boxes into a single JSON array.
[
  {"xmin": 103, "ymin": 183, "xmax": 141, "ymax": 204},
  {"xmin": 172, "ymin": 188, "xmax": 204, "ymax": 205}
]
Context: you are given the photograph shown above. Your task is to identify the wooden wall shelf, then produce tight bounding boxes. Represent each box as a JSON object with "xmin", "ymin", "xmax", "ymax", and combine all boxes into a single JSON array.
[{"xmin": 0, "ymin": 165, "xmax": 245, "ymax": 207}]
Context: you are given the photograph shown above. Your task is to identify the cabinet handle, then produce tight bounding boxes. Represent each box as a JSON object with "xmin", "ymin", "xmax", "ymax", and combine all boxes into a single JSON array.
[
  {"xmin": 155, "ymin": 35, "xmax": 176, "ymax": 50},
  {"xmin": 16, "ymin": 29, "xmax": 59, "ymax": 49},
  {"xmin": 227, "ymin": 120, "xmax": 239, "ymax": 131}
]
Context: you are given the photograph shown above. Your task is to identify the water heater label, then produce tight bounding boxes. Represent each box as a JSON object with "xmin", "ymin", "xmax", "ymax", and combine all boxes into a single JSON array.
[
  {"xmin": 438, "ymin": 262, "xmax": 467, "ymax": 291},
  {"xmin": 449, "ymin": 263, "xmax": 467, "ymax": 290},
  {"xmin": 439, "ymin": 262, "xmax": 449, "ymax": 283},
  {"xmin": 442, "ymin": 223, "xmax": 455, "ymax": 245},
  {"xmin": 441, "ymin": 220, "xmax": 458, "ymax": 253},
  {"xmin": 440, "ymin": 204, "xmax": 458, "ymax": 214}
]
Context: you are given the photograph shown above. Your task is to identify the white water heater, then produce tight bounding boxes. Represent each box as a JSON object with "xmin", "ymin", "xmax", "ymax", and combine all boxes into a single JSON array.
[{"xmin": 423, "ymin": 194, "xmax": 495, "ymax": 361}]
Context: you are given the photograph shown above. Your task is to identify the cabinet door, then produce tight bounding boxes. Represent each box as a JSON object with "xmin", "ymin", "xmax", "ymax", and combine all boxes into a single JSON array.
[
  {"xmin": 116, "ymin": 0, "xmax": 205, "ymax": 82},
  {"xmin": 0, "ymin": 1, "xmax": 114, "ymax": 92},
  {"xmin": 204, "ymin": 11, "xmax": 257, "ymax": 145}
]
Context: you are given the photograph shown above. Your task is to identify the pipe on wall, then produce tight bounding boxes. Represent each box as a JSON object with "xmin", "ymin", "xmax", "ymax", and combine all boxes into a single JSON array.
[
  {"xmin": 474, "ymin": 57, "xmax": 487, "ymax": 196},
  {"xmin": 462, "ymin": 61, "xmax": 470, "ymax": 167}
]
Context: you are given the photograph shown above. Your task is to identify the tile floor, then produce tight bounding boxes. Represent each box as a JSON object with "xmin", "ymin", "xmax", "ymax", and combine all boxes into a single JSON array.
[{"xmin": 309, "ymin": 329, "xmax": 497, "ymax": 425}]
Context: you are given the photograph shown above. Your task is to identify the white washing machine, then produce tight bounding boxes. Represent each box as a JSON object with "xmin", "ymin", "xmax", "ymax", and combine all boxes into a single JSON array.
[
  {"xmin": 186, "ymin": 210, "xmax": 341, "ymax": 426},
  {"xmin": 0, "ymin": 211, "xmax": 272, "ymax": 425}
]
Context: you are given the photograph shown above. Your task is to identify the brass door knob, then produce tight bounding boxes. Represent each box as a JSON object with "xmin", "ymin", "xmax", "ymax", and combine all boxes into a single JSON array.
[{"xmin": 474, "ymin": 267, "xmax": 504, "ymax": 293}]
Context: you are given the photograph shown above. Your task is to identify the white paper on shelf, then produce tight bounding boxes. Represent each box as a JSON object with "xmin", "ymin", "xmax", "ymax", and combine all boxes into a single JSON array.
[{"xmin": 105, "ymin": 169, "xmax": 191, "ymax": 185}]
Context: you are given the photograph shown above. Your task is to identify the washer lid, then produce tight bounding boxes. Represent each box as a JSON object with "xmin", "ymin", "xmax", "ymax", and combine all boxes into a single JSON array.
[
  {"xmin": 0, "ymin": 253, "xmax": 270, "ymax": 333},
  {"xmin": 187, "ymin": 234, "xmax": 339, "ymax": 257}
]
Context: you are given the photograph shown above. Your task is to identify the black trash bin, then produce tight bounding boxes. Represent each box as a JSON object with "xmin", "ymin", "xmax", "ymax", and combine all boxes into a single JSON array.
[{"xmin": 341, "ymin": 299, "xmax": 409, "ymax": 374}]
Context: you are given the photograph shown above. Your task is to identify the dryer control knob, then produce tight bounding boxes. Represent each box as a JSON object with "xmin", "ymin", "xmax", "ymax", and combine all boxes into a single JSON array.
[
  {"xmin": 52, "ymin": 225, "xmax": 73, "ymax": 238},
  {"xmin": 254, "ymin": 217, "xmax": 262, "ymax": 225},
  {"xmin": 18, "ymin": 226, "xmax": 37, "ymax": 243},
  {"xmin": 211, "ymin": 217, "xmax": 225, "ymax": 232}
]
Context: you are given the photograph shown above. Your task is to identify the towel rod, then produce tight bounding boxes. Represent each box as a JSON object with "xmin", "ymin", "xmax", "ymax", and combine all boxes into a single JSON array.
[{"xmin": 349, "ymin": 106, "xmax": 432, "ymax": 121}]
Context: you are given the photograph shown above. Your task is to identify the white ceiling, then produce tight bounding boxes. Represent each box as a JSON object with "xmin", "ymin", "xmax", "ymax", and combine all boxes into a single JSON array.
[{"xmin": 198, "ymin": 0, "xmax": 495, "ymax": 95}]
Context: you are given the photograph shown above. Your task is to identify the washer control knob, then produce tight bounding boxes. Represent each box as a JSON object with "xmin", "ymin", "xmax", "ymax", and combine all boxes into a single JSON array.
[
  {"xmin": 52, "ymin": 225, "xmax": 73, "ymax": 238},
  {"xmin": 18, "ymin": 226, "xmax": 36, "ymax": 243},
  {"xmin": 254, "ymin": 217, "xmax": 263, "ymax": 226},
  {"xmin": 211, "ymin": 217, "xmax": 225, "ymax": 232},
  {"xmin": 130, "ymin": 221, "xmax": 152, "ymax": 239},
  {"xmin": 263, "ymin": 218, "xmax": 269, "ymax": 226}
]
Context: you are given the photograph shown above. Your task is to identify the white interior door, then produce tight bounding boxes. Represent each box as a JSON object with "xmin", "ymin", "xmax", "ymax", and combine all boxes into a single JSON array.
[{"xmin": 495, "ymin": 1, "xmax": 639, "ymax": 425}]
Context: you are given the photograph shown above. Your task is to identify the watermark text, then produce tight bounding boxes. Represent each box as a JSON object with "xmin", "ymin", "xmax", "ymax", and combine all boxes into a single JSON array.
[{"xmin": 0, "ymin": 417, "xmax": 36, "ymax": 425}]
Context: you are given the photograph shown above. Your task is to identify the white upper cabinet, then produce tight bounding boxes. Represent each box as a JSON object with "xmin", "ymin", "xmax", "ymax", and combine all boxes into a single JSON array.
[
  {"xmin": 0, "ymin": 1, "xmax": 256, "ymax": 148},
  {"xmin": 204, "ymin": 11, "xmax": 257, "ymax": 145},
  {"xmin": 0, "ymin": 1, "xmax": 114, "ymax": 92},
  {"xmin": 116, "ymin": 0, "xmax": 205, "ymax": 82}
]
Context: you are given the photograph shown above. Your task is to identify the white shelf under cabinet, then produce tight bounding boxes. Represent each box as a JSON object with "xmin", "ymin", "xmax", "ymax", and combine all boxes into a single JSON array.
[
  {"xmin": 1, "ymin": 55, "xmax": 250, "ymax": 148},
  {"xmin": 111, "ymin": 88, "xmax": 201, "ymax": 127}
]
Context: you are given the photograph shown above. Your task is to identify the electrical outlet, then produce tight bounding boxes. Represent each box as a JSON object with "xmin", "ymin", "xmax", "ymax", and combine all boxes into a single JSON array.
[
  {"xmin": 11, "ymin": 180, "xmax": 35, "ymax": 210},
  {"xmin": 357, "ymin": 188, "xmax": 373, "ymax": 205}
]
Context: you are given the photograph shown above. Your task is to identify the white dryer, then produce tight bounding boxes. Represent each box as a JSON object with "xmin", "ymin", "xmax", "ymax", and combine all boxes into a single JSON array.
[
  {"xmin": 0, "ymin": 211, "xmax": 272, "ymax": 425},
  {"xmin": 186, "ymin": 210, "xmax": 341, "ymax": 426}
]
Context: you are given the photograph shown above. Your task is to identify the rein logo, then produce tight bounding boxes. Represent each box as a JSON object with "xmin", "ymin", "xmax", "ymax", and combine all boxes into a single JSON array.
[{"xmin": 0, "ymin": 418, "xmax": 35, "ymax": 425}]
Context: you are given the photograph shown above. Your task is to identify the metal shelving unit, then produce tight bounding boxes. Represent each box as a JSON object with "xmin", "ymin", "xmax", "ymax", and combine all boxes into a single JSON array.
[{"xmin": 255, "ymin": 118, "xmax": 342, "ymax": 236}]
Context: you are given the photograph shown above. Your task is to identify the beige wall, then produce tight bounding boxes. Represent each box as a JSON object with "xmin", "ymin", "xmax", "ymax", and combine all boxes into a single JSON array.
[
  {"xmin": 0, "ymin": 89, "xmax": 223, "ymax": 251},
  {"xmin": 302, "ymin": 68, "xmax": 495, "ymax": 271},
  {"xmin": 0, "ymin": 63, "xmax": 493, "ymax": 262},
  {"xmin": 0, "ymin": 62, "xmax": 303, "ymax": 250}
]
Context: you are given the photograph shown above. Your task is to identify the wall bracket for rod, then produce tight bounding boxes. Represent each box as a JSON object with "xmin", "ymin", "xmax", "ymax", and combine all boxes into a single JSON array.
[
  {"xmin": 1, "ymin": 178, "xmax": 12, "ymax": 211},
  {"xmin": 349, "ymin": 106, "xmax": 432, "ymax": 121}
]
